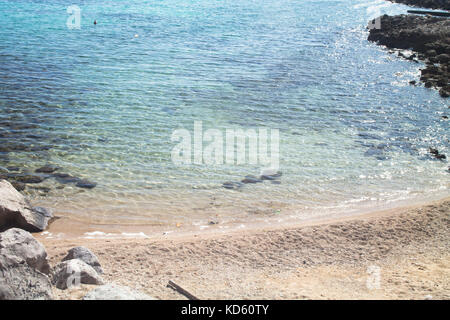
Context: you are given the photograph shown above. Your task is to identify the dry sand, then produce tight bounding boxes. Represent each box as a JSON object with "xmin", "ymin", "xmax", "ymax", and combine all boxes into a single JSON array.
[{"xmin": 39, "ymin": 198, "xmax": 450, "ymax": 300}]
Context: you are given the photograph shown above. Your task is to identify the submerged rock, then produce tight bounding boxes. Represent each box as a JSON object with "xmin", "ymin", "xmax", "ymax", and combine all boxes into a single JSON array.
[
  {"xmin": 260, "ymin": 169, "xmax": 282, "ymax": 181},
  {"xmin": 14, "ymin": 175, "xmax": 44, "ymax": 184},
  {"xmin": 10, "ymin": 181, "xmax": 26, "ymax": 192},
  {"xmin": 75, "ymin": 180, "xmax": 97, "ymax": 189},
  {"xmin": 0, "ymin": 180, "xmax": 53, "ymax": 232},
  {"xmin": 35, "ymin": 165, "xmax": 59, "ymax": 174},
  {"xmin": 52, "ymin": 259, "xmax": 103, "ymax": 290},
  {"xmin": 53, "ymin": 173, "xmax": 80, "ymax": 184},
  {"xmin": 429, "ymin": 147, "xmax": 446, "ymax": 160},
  {"xmin": 83, "ymin": 283, "xmax": 155, "ymax": 300},
  {"xmin": 222, "ymin": 181, "xmax": 243, "ymax": 190},
  {"xmin": 62, "ymin": 246, "xmax": 103, "ymax": 274},
  {"xmin": 241, "ymin": 175, "xmax": 262, "ymax": 184}
]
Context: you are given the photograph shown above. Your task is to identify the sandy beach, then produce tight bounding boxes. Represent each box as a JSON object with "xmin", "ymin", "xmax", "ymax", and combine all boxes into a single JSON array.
[{"xmin": 38, "ymin": 197, "xmax": 450, "ymax": 300}]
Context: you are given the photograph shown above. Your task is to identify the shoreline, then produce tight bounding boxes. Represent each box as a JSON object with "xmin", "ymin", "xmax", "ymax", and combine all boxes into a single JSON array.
[
  {"xmin": 368, "ymin": 12, "xmax": 450, "ymax": 98},
  {"xmin": 36, "ymin": 190, "xmax": 450, "ymax": 240},
  {"xmin": 41, "ymin": 196, "xmax": 450, "ymax": 299}
]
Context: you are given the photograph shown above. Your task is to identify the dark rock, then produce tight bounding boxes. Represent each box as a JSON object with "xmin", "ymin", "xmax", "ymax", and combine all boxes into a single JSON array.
[
  {"xmin": 368, "ymin": 14, "xmax": 450, "ymax": 97},
  {"xmin": 14, "ymin": 175, "xmax": 44, "ymax": 184},
  {"xmin": 10, "ymin": 181, "xmax": 26, "ymax": 192},
  {"xmin": 429, "ymin": 147, "xmax": 439, "ymax": 155},
  {"xmin": 35, "ymin": 165, "xmax": 59, "ymax": 174},
  {"xmin": 241, "ymin": 175, "xmax": 262, "ymax": 184},
  {"xmin": 426, "ymin": 49, "xmax": 437, "ymax": 57},
  {"xmin": 222, "ymin": 181, "xmax": 243, "ymax": 190},
  {"xmin": 409, "ymin": 80, "xmax": 417, "ymax": 85},
  {"xmin": 429, "ymin": 147, "xmax": 447, "ymax": 160},
  {"xmin": 53, "ymin": 173, "xmax": 80, "ymax": 184},
  {"xmin": 439, "ymin": 89, "xmax": 450, "ymax": 98},
  {"xmin": 62, "ymin": 247, "xmax": 103, "ymax": 274},
  {"xmin": 259, "ymin": 169, "xmax": 282, "ymax": 181},
  {"xmin": 75, "ymin": 180, "xmax": 97, "ymax": 189},
  {"xmin": 436, "ymin": 54, "xmax": 450, "ymax": 63}
]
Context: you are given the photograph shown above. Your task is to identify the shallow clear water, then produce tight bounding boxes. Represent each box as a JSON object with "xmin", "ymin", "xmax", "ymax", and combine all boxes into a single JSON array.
[{"xmin": 0, "ymin": 0, "xmax": 448, "ymax": 227}]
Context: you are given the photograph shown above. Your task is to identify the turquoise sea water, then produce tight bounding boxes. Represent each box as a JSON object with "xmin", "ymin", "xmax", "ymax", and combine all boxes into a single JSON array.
[{"xmin": 0, "ymin": 0, "xmax": 448, "ymax": 227}]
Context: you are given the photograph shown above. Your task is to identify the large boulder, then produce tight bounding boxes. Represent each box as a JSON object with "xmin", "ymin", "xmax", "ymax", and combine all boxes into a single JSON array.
[
  {"xmin": 0, "ymin": 228, "xmax": 53, "ymax": 300},
  {"xmin": 83, "ymin": 283, "xmax": 155, "ymax": 300},
  {"xmin": 52, "ymin": 259, "xmax": 103, "ymax": 290},
  {"xmin": 0, "ymin": 180, "xmax": 53, "ymax": 232},
  {"xmin": 0, "ymin": 254, "xmax": 53, "ymax": 300},
  {"xmin": 62, "ymin": 246, "xmax": 103, "ymax": 274},
  {"xmin": 0, "ymin": 228, "xmax": 50, "ymax": 274}
]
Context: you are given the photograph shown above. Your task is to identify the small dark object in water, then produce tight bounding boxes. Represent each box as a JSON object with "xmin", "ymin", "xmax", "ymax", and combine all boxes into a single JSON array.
[
  {"xmin": 15, "ymin": 175, "xmax": 44, "ymax": 184},
  {"xmin": 409, "ymin": 80, "xmax": 416, "ymax": 85},
  {"xmin": 429, "ymin": 148, "xmax": 446, "ymax": 160},
  {"xmin": 429, "ymin": 148, "xmax": 439, "ymax": 155},
  {"xmin": 11, "ymin": 181, "xmax": 26, "ymax": 191},
  {"xmin": 241, "ymin": 175, "xmax": 262, "ymax": 184},
  {"xmin": 53, "ymin": 173, "xmax": 70, "ymax": 178},
  {"xmin": 6, "ymin": 166, "xmax": 20, "ymax": 172},
  {"xmin": 442, "ymin": 115, "xmax": 448, "ymax": 119},
  {"xmin": 53, "ymin": 173, "xmax": 80, "ymax": 184},
  {"xmin": 94, "ymin": 20, "xmax": 97, "ymax": 25},
  {"xmin": 222, "ymin": 181, "xmax": 242, "ymax": 190},
  {"xmin": 76, "ymin": 180, "xmax": 97, "ymax": 189},
  {"xmin": 35, "ymin": 165, "xmax": 59, "ymax": 173},
  {"xmin": 260, "ymin": 175, "xmax": 276, "ymax": 180}
]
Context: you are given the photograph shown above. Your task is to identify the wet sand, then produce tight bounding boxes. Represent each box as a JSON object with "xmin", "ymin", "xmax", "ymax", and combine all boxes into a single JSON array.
[{"xmin": 39, "ymin": 197, "xmax": 450, "ymax": 300}]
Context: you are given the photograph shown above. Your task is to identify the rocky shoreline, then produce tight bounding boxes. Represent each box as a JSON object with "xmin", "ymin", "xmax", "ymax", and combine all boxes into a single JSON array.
[
  {"xmin": 368, "ymin": 14, "xmax": 450, "ymax": 98},
  {"xmin": 0, "ymin": 180, "xmax": 151, "ymax": 300},
  {"xmin": 388, "ymin": 0, "xmax": 450, "ymax": 11}
]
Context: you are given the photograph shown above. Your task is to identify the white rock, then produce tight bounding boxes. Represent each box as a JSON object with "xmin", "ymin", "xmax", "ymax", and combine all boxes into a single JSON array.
[
  {"xmin": 62, "ymin": 246, "xmax": 103, "ymax": 274},
  {"xmin": 0, "ymin": 180, "xmax": 53, "ymax": 232},
  {"xmin": 83, "ymin": 283, "xmax": 155, "ymax": 300},
  {"xmin": 0, "ymin": 228, "xmax": 52, "ymax": 300},
  {"xmin": 52, "ymin": 259, "xmax": 103, "ymax": 290},
  {"xmin": 0, "ymin": 228, "xmax": 50, "ymax": 274}
]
